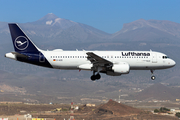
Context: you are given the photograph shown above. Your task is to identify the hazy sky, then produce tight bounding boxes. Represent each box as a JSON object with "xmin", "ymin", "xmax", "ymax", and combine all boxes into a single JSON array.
[{"xmin": 0, "ymin": 0, "xmax": 180, "ymax": 33}]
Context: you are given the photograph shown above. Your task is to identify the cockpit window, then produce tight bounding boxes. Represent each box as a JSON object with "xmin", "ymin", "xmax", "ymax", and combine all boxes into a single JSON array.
[{"xmin": 162, "ymin": 56, "xmax": 169, "ymax": 59}]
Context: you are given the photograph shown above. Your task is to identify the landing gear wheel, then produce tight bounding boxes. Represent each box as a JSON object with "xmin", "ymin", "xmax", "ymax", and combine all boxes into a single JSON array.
[
  {"xmin": 151, "ymin": 76, "xmax": 156, "ymax": 80},
  {"xmin": 90, "ymin": 71, "xmax": 101, "ymax": 81},
  {"xmin": 91, "ymin": 75, "xmax": 96, "ymax": 81},
  {"xmin": 95, "ymin": 73, "xmax": 101, "ymax": 80}
]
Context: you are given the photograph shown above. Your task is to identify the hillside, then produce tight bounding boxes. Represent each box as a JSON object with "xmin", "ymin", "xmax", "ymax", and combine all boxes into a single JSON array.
[
  {"xmin": 94, "ymin": 100, "xmax": 142, "ymax": 116},
  {"xmin": 75, "ymin": 100, "xmax": 178, "ymax": 120},
  {"xmin": 135, "ymin": 83, "xmax": 178, "ymax": 101},
  {"xmin": 112, "ymin": 19, "xmax": 180, "ymax": 43},
  {"xmin": 0, "ymin": 13, "xmax": 110, "ymax": 45},
  {"xmin": 0, "ymin": 101, "xmax": 177, "ymax": 120},
  {"xmin": 1, "ymin": 14, "xmax": 180, "ymax": 46}
]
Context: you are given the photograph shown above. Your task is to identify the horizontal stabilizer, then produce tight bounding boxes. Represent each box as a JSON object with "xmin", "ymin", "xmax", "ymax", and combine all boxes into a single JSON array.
[{"xmin": 11, "ymin": 52, "xmax": 28, "ymax": 58}]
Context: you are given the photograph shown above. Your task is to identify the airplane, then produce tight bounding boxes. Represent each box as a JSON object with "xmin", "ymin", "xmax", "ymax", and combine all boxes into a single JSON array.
[{"xmin": 5, "ymin": 23, "xmax": 176, "ymax": 81}]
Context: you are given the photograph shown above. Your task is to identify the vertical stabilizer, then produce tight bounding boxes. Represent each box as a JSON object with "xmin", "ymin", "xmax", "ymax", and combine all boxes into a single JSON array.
[{"xmin": 8, "ymin": 23, "xmax": 39, "ymax": 53}]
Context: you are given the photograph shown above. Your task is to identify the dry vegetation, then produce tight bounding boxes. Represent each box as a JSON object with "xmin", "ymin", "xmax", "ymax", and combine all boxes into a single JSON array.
[{"xmin": 0, "ymin": 100, "xmax": 177, "ymax": 120}]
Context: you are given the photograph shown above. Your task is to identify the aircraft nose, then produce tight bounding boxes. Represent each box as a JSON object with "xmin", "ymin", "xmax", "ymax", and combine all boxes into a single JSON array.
[{"xmin": 171, "ymin": 59, "xmax": 176, "ymax": 67}]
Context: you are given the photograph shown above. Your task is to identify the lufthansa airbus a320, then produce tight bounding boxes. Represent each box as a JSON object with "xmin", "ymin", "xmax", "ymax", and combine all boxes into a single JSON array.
[{"xmin": 5, "ymin": 24, "xmax": 176, "ymax": 81}]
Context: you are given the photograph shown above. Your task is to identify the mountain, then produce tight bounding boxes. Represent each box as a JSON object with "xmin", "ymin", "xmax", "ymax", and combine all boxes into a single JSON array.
[
  {"xmin": 135, "ymin": 83, "xmax": 178, "ymax": 101},
  {"xmin": 33, "ymin": 13, "xmax": 78, "ymax": 29},
  {"xmin": 0, "ymin": 13, "xmax": 110, "ymax": 47},
  {"xmin": 77, "ymin": 100, "xmax": 178, "ymax": 120},
  {"xmin": 25, "ymin": 13, "xmax": 77, "ymax": 29},
  {"xmin": 94, "ymin": 100, "xmax": 142, "ymax": 116},
  {"xmin": 17, "ymin": 13, "xmax": 110, "ymax": 46},
  {"xmin": 1, "ymin": 14, "xmax": 180, "ymax": 47},
  {"xmin": 112, "ymin": 19, "xmax": 180, "ymax": 43}
]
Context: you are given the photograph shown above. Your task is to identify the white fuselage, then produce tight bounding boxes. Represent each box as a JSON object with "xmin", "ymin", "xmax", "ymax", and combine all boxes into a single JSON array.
[
  {"xmin": 6, "ymin": 23, "xmax": 176, "ymax": 80},
  {"xmin": 40, "ymin": 50, "xmax": 175, "ymax": 70}
]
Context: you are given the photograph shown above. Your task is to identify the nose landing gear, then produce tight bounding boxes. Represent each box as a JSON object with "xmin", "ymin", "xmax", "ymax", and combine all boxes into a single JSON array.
[
  {"xmin": 151, "ymin": 76, "xmax": 156, "ymax": 80},
  {"xmin": 150, "ymin": 70, "xmax": 155, "ymax": 80}
]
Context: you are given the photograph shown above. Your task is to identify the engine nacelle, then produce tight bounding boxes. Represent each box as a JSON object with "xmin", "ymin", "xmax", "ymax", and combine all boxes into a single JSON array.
[
  {"xmin": 112, "ymin": 62, "xmax": 130, "ymax": 74},
  {"xmin": 78, "ymin": 64, "xmax": 92, "ymax": 70},
  {"xmin": 106, "ymin": 71, "xmax": 121, "ymax": 76}
]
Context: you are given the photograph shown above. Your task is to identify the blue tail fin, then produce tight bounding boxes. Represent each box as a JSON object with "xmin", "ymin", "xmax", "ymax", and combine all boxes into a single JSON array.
[{"xmin": 8, "ymin": 23, "xmax": 39, "ymax": 53}]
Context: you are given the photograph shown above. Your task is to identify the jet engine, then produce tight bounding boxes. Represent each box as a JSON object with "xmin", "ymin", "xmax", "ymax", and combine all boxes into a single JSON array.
[
  {"xmin": 112, "ymin": 62, "xmax": 130, "ymax": 74},
  {"xmin": 106, "ymin": 62, "xmax": 130, "ymax": 76}
]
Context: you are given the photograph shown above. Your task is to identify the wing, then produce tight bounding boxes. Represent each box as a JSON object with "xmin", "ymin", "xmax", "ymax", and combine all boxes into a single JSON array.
[{"xmin": 86, "ymin": 52, "xmax": 113, "ymax": 66}]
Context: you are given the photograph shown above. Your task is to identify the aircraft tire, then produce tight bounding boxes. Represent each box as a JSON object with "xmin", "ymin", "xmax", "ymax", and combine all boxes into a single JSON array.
[
  {"xmin": 151, "ymin": 76, "xmax": 156, "ymax": 80},
  {"xmin": 91, "ymin": 75, "xmax": 96, "ymax": 81},
  {"xmin": 96, "ymin": 74, "xmax": 101, "ymax": 80}
]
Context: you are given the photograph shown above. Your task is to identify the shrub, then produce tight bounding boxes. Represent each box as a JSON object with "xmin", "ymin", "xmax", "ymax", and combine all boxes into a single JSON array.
[
  {"xmin": 154, "ymin": 109, "xmax": 159, "ymax": 113},
  {"xmin": 175, "ymin": 112, "xmax": 180, "ymax": 118}
]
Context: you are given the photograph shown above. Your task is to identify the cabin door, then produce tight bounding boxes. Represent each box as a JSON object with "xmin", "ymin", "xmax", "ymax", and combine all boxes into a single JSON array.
[{"xmin": 152, "ymin": 53, "xmax": 157, "ymax": 63}]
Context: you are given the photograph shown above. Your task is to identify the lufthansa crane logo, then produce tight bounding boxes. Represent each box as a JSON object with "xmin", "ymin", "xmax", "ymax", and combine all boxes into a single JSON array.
[{"xmin": 14, "ymin": 36, "xmax": 29, "ymax": 50}]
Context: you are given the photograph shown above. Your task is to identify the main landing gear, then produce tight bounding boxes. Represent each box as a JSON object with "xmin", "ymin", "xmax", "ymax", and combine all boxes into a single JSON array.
[
  {"xmin": 91, "ymin": 71, "xmax": 101, "ymax": 81},
  {"xmin": 150, "ymin": 70, "xmax": 156, "ymax": 80}
]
